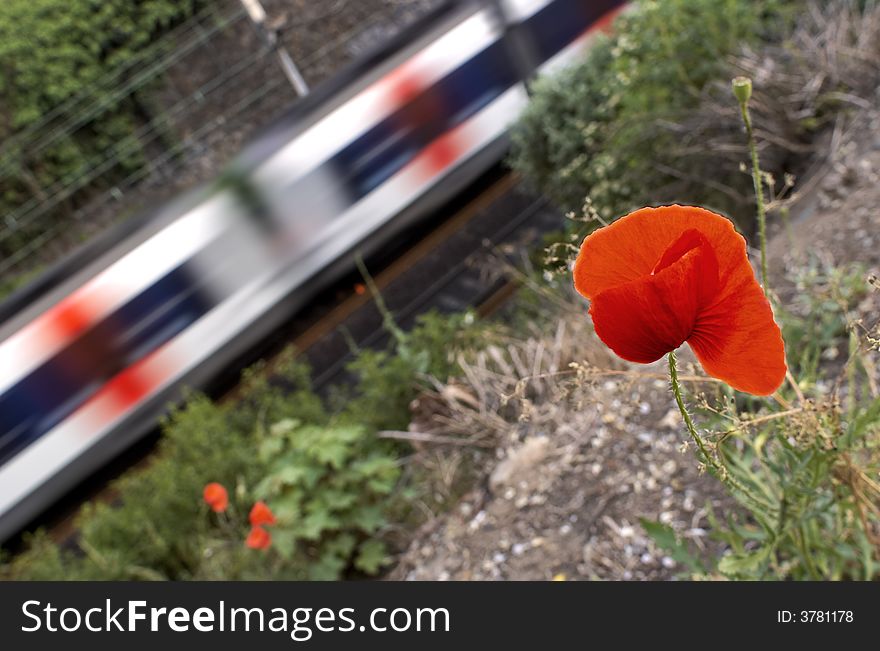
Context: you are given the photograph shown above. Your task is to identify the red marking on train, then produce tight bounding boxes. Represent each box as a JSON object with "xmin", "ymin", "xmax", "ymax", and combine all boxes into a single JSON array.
[
  {"xmin": 409, "ymin": 122, "xmax": 467, "ymax": 180},
  {"xmin": 381, "ymin": 64, "xmax": 469, "ymax": 181},
  {"xmin": 386, "ymin": 69, "xmax": 422, "ymax": 104},
  {"xmin": 590, "ymin": 4, "xmax": 627, "ymax": 34},
  {"xmin": 80, "ymin": 345, "xmax": 172, "ymax": 429},
  {"xmin": 42, "ymin": 291, "xmax": 108, "ymax": 343}
]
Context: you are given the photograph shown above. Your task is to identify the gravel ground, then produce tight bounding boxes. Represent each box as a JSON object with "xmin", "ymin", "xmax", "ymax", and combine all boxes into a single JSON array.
[{"xmin": 391, "ymin": 368, "xmax": 732, "ymax": 581}]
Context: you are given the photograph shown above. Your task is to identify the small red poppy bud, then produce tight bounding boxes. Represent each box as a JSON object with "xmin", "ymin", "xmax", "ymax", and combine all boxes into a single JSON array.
[
  {"xmin": 246, "ymin": 526, "xmax": 272, "ymax": 550},
  {"xmin": 249, "ymin": 501, "xmax": 276, "ymax": 527},
  {"xmin": 203, "ymin": 482, "xmax": 228, "ymax": 513}
]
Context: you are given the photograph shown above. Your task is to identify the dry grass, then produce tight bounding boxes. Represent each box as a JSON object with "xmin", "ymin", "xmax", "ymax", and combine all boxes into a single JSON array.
[{"xmin": 667, "ymin": 0, "xmax": 880, "ymax": 213}]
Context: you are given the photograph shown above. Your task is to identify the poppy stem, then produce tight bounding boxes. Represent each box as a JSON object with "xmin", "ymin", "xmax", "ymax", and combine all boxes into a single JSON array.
[
  {"xmin": 667, "ymin": 351, "xmax": 714, "ymax": 467},
  {"xmin": 667, "ymin": 351, "xmax": 778, "ymax": 518},
  {"xmin": 733, "ymin": 77, "xmax": 769, "ymax": 295}
]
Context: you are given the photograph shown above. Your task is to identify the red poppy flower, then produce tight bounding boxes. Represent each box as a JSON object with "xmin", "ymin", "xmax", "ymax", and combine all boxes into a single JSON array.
[
  {"xmin": 246, "ymin": 526, "xmax": 272, "ymax": 550},
  {"xmin": 202, "ymin": 482, "xmax": 228, "ymax": 513},
  {"xmin": 249, "ymin": 501, "xmax": 276, "ymax": 527},
  {"xmin": 573, "ymin": 205, "xmax": 786, "ymax": 395}
]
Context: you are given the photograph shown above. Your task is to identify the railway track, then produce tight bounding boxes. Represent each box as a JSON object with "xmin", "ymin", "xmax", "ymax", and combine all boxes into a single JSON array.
[
  {"xmin": 301, "ymin": 174, "xmax": 557, "ymax": 392},
  {"xmin": 22, "ymin": 166, "xmax": 562, "ymax": 549}
]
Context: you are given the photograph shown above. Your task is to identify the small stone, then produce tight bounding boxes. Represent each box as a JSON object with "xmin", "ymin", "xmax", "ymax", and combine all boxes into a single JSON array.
[
  {"xmin": 660, "ymin": 408, "xmax": 682, "ymax": 430},
  {"xmin": 489, "ymin": 436, "xmax": 550, "ymax": 493}
]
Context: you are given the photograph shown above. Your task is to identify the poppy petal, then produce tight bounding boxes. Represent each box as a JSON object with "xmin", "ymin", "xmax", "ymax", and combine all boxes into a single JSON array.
[
  {"xmin": 575, "ymin": 205, "xmax": 787, "ymax": 395},
  {"xmin": 246, "ymin": 526, "xmax": 272, "ymax": 550},
  {"xmin": 574, "ymin": 205, "xmax": 750, "ymax": 299},
  {"xmin": 688, "ymin": 273, "xmax": 786, "ymax": 396},
  {"xmin": 590, "ymin": 234, "xmax": 719, "ymax": 363},
  {"xmin": 249, "ymin": 501, "xmax": 276, "ymax": 527},
  {"xmin": 202, "ymin": 482, "xmax": 228, "ymax": 513}
]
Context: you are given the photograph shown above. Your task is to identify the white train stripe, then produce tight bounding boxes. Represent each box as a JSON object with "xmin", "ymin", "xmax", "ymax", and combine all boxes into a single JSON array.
[
  {"xmin": 0, "ymin": 194, "xmax": 235, "ymax": 395},
  {"xmin": 498, "ymin": 0, "xmax": 551, "ymax": 22}
]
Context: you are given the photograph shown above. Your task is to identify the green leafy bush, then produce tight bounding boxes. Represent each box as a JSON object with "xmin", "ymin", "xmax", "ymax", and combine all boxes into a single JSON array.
[
  {"xmin": 254, "ymin": 419, "xmax": 401, "ymax": 580},
  {"xmin": 648, "ymin": 328, "xmax": 880, "ymax": 581},
  {"xmin": 509, "ymin": 0, "xmax": 794, "ymax": 231},
  {"xmin": 708, "ymin": 394, "xmax": 880, "ymax": 580},
  {"xmin": 0, "ymin": 0, "xmax": 206, "ymax": 259},
  {"xmin": 339, "ymin": 309, "xmax": 481, "ymax": 431}
]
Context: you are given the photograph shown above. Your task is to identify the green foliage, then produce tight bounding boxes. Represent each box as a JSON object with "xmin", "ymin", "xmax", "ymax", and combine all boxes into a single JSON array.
[
  {"xmin": 509, "ymin": 0, "xmax": 794, "ymax": 231},
  {"xmin": 75, "ymin": 394, "xmax": 260, "ymax": 579},
  {"xmin": 778, "ymin": 259, "xmax": 868, "ymax": 380},
  {"xmin": 339, "ymin": 309, "xmax": 481, "ymax": 431},
  {"xmin": 254, "ymin": 419, "xmax": 400, "ymax": 580},
  {"xmin": 0, "ymin": 0, "xmax": 206, "ymax": 258},
  {"xmin": 644, "ymin": 375, "xmax": 880, "ymax": 582},
  {"xmin": 707, "ymin": 392, "xmax": 880, "ymax": 580}
]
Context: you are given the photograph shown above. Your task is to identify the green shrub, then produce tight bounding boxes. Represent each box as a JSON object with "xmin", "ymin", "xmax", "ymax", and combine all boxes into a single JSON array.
[
  {"xmin": 75, "ymin": 393, "xmax": 261, "ymax": 578},
  {"xmin": 339, "ymin": 309, "xmax": 481, "ymax": 431},
  {"xmin": 709, "ymin": 393, "xmax": 880, "ymax": 580},
  {"xmin": 254, "ymin": 419, "xmax": 401, "ymax": 580},
  {"xmin": 509, "ymin": 0, "xmax": 794, "ymax": 232},
  {"xmin": 0, "ymin": 0, "xmax": 207, "ymax": 260}
]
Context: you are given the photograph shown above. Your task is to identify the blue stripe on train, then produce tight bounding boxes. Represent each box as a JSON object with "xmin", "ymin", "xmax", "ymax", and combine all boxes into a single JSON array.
[
  {"xmin": 528, "ymin": 0, "xmax": 624, "ymax": 63},
  {"xmin": 0, "ymin": 265, "xmax": 214, "ymax": 466}
]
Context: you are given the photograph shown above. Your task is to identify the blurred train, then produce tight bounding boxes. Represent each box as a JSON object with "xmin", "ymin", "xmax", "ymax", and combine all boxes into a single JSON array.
[{"xmin": 0, "ymin": 0, "xmax": 627, "ymax": 542}]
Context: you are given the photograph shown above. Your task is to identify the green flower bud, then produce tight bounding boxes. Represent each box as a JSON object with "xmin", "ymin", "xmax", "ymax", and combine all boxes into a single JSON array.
[{"xmin": 732, "ymin": 76, "xmax": 752, "ymax": 106}]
